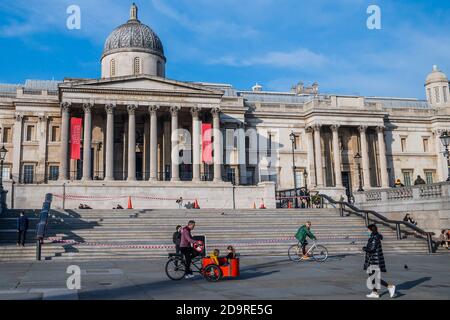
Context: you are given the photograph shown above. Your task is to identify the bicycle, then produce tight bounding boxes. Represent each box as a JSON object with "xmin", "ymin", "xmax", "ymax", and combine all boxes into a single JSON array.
[
  {"xmin": 165, "ymin": 253, "xmax": 225, "ymax": 282},
  {"xmin": 288, "ymin": 240, "xmax": 328, "ymax": 262}
]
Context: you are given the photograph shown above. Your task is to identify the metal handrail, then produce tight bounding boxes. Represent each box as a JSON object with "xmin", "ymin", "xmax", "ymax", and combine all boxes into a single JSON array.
[{"xmin": 319, "ymin": 193, "xmax": 436, "ymax": 254}]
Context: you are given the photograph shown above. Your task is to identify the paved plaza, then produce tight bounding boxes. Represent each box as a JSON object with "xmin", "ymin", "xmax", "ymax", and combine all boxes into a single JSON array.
[{"xmin": 0, "ymin": 253, "xmax": 449, "ymax": 300}]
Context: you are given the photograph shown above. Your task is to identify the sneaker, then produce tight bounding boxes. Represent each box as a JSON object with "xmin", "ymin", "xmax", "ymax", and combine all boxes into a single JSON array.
[
  {"xmin": 302, "ymin": 255, "xmax": 310, "ymax": 260},
  {"xmin": 388, "ymin": 285, "xmax": 396, "ymax": 298},
  {"xmin": 366, "ymin": 292, "xmax": 380, "ymax": 299},
  {"xmin": 184, "ymin": 274, "xmax": 194, "ymax": 279}
]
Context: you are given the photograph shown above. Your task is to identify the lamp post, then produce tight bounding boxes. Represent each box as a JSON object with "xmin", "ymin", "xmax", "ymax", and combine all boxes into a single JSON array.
[
  {"xmin": 289, "ymin": 132, "xmax": 299, "ymax": 208},
  {"xmin": 303, "ymin": 170, "xmax": 308, "ymax": 190},
  {"xmin": 0, "ymin": 145, "xmax": 7, "ymax": 190},
  {"xmin": 439, "ymin": 131, "xmax": 450, "ymax": 182},
  {"xmin": 0, "ymin": 145, "xmax": 8, "ymax": 211},
  {"xmin": 354, "ymin": 152, "xmax": 364, "ymax": 192}
]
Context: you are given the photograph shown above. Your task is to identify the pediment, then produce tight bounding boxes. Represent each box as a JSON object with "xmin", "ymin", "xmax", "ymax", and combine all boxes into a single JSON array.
[{"xmin": 61, "ymin": 75, "xmax": 222, "ymax": 96}]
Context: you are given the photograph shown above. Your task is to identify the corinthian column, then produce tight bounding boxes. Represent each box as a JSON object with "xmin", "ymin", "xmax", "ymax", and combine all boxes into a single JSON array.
[
  {"xmin": 82, "ymin": 103, "xmax": 93, "ymax": 181},
  {"xmin": 358, "ymin": 125, "xmax": 371, "ymax": 188},
  {"xmin": 170, "ymin": 106, "xmax": 181, "ymax": 182},
  {"xmin": 59, "ymin": 102, "xmax": 71, "ymax": 181},
  {"xmin": 376, "ymin": 126, "xmax": 389, "ymax": 188},
  {"xmin": 305, "ymin": 127, "xmax": 316, "ymax": 187},
  {"xmin": 104, "ymin": 103, "xmax": 116, "ymax": 181},
  {"xmin": 149, "ymin": 105, "xmax": 160, "ymax": 181},
  {"xmin": 191, "ymin": 107, "xmax": 201, "ymax": 182},
  {"xmin": 313, "ymin": 124, "xmax": 323, "ymax": 187},
  {"xmin": 212, "ymin": 107, "xmax": 223, "ymax": 182},
  {"xmin": 127, "ymin": 104, "xmax": 137, "ymax": 181},
  {"xmin": 331, "ymin": 124, "xmax": 343, "ymax": 188}
]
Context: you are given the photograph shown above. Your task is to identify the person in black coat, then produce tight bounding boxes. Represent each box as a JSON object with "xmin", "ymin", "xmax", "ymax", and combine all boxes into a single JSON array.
[
  {"xmin": 363, "ymin": 224, "xmax": 396, "ymax": 299},
  {"xmin": 17, "ymin": 212, "xmax": 29, "ymax": 247},
  {"xmin": 173, "ymin": 225, "xmax": 182, "ymax": 254}
]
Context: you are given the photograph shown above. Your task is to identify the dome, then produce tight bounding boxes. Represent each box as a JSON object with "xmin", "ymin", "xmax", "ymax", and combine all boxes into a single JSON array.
[
  {"xmin": 425, "ymin": 65, "xmax": 448, "ymax": 85},
  {"xmin": 102, "ymin": 3, "xmax": 165, "ymax": 60}
]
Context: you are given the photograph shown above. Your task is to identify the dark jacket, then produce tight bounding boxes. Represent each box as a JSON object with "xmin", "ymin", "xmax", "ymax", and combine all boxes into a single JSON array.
[
  {"xmin": 363, "ymin": 232, "xmax": 386, "ymax": 273},
  {"xmin": 172, "ymin": 231, "xmax": 181, "ymax": 246},
  {"xmin": 295, "ymin": 225, "xmax": 316, "ymax": 243},
  {"xmin": 17, "ymin": 216, "xmax": 29, "ymax": 231}
]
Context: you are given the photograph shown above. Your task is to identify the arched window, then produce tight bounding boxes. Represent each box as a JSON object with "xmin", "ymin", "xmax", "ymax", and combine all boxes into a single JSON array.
[
  {"xmin": 435, "ymin": 87, "xmax": 440, "ymax": 103},
  {"xmin": 134, "ymin": 57, "xmax": 141, "ymax": 75},
  {"xmin": 110, "ymin": 59, "xmax": 116, "ymax": 77}
]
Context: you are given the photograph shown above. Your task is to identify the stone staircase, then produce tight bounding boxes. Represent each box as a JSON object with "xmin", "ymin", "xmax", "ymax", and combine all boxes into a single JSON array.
[{"xmin": 0, "ymin": 208, "xmax": 431, "ymax": 262}]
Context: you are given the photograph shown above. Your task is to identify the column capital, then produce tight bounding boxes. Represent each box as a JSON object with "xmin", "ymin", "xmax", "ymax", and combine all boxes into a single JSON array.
[
  {"xmin": 190, "ymin": 106, "xmax": 202, "ymax": 117},
  {"xmin": 433, "ymin": 128, "xmax": 447, "ymax": 135},
  {"xmin": 38, "ymin": 114, "xmax": 48, "ymax": 122},
  {"xmin": 15, "ymin": 113, "xmax": 24, "ymax": 122},
  {"xmin": 105, "ymin": 103, "xmax": 116, "ymax": 114},
  {"xmin": 330, "ymin": 124, "xmax": 340, "ymax": 132},
  {"xmin": 60, "ymin": 102, "xmax": 71, "ymax": 113},
  {"xmin": 312, "ymin": 123, "xmax": 322, "ymax": 131},
  {"xmin": 358, "ymin": 125, "xmax": 368, "ymax": 133},
  {"xmin": 376, "ymin": 126, "xmax": 385, "ymax": 134},
  {"xmin": 127, "ymin": 104, "xmax": 138, "ymax": 115},
  {"xmin": 211, "ymin": 107, "xmax": 222, "ymax": 117},
  {"xmin": 83, "ymin": 103, "xmax": 94, "ymax": 113},
  {"xmin": 305, "ymin": 126, "xmax": 314, "ymax": 134},
  {"xmin": 148, "ymin": 105, "xmax": 160, "ymax": 114},
  {"xmin": 170, "ymin": 105, "xmax": 181, "ymax": 116}
]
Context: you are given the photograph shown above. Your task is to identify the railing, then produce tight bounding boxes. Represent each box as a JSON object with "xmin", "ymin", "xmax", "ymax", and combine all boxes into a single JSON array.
[
  {"xmin": 319, "ymin": 194, "xmax": 436, "ymax": 254},
  {"xmin": 35, "ymin": 193, "xmax": 53, "ymax": 261},
  {"xmin": 276, "ymin": 188, "xmax": 321, "ymax": 209}
]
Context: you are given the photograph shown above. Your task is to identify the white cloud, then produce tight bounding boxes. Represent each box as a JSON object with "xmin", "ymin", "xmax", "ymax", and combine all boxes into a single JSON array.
[{"xmin": 208, "ymin": 48, "xmax": 328, "ymax": 69}]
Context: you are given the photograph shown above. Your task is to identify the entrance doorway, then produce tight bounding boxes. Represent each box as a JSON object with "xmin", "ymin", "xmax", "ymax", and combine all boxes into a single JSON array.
[
  {"xmin": 342, "ymin": 171, "xmax": 352, "ymax": 202},
  {"xmin": 136, "ymin": 152, "xmax": 143, "ymax": 180}
]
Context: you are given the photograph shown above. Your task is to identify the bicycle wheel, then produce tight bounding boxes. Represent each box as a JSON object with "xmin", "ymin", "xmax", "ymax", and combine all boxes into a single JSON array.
[
  {"xmin": 165, "ymin": 257, "xmax": 186, "ymax": 281},
  {"xmin": 312, "ymin": 245, "xmax": 328, "ymax": 262},
  {"xmin": 288, "ymin": 244, "xmax": 302, "ymax": 262},
  {"xmin": 203, "ymin": 264, "xmax": 222, "ymax": 282}
]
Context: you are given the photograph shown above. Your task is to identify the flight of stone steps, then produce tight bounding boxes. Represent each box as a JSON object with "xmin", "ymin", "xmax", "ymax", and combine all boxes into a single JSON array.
[{"xmin": 0, "ymin": 208, "xmax": 431, "ymax": 262}]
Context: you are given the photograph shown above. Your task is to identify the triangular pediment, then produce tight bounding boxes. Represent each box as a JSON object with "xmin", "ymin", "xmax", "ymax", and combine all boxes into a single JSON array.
[{"xmin": 60, "ymin": 75, "xmax": 223, "ymax": 96}]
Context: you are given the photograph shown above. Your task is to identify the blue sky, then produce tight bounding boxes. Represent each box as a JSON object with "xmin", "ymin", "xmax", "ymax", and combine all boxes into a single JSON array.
[{"xmin": 0, "ymin": 0, "xmax": 449, "ymax": 99}]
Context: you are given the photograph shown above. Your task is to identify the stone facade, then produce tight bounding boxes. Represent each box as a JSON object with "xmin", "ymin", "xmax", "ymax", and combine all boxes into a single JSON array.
[{"xmin": 0, "ymin": 5, "xmax": 449, "ymax": 210}]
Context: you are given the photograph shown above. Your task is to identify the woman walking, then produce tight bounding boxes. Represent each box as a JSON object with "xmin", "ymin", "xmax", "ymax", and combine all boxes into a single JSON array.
[{"xmin": 363, "ymin": 224, "xmax": 396, "ymax": 299}]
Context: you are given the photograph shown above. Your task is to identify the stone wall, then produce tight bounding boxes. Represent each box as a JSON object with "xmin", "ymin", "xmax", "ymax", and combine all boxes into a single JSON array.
[
  {"xmin": 2, "ymin": 181, "xmax": 276, "ymax": 211},
  {"xmin": 354, "ymin": 182, "xmax": 450, "ymax": 235}
]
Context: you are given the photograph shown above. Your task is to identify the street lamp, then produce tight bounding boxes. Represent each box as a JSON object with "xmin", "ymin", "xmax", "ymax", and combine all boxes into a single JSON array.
[
  {"xmin": 289, "ymin": 132, "xmax": 299, "ymax": 208},
  {"xmin": 0, "ymin": 145, "xmax": 7, "ymax": 190},
  {"xmin": 354, "ymin": 152, "xmax": 364, "ymax": 192},
  {"xmin": 439, "ymin": 131, "xmax": 450, "ymax": 182},
  {"xmin": 303, "ymin": 170, "xmax": 308, "ymax": 190}
]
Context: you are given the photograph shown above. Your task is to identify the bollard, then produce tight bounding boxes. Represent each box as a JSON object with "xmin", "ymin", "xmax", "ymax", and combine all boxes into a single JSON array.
[{"xmin": 36, "ymin": 239, "xmax": 41, "ymax": 261}]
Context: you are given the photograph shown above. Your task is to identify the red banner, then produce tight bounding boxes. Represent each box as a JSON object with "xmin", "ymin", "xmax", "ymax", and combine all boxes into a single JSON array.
[
  {"xmin": 202, "ymin": 123, "xmax": 213, "ymax": 164},
  {"xmin": 70, "ymin": 118, "xmax": 82, "ymax": 160}
]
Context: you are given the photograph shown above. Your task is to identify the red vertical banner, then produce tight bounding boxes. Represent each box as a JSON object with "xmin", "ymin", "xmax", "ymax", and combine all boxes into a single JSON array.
[
  {"xmin": 70, "ymin": 117, "xmax": 82, "ymax": 160},
  {"xmin": 202, "ymin": 123, "xmax": 213, "ymax": 164}
]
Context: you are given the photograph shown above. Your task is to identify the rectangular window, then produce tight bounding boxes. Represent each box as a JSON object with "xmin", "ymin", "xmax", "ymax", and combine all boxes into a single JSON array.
[
  {"xmin": 294, "ymin": 135, "xmax": 300, "ymax": 150},
  {"xmin": 424, "ymin": 171, "xmax": 434, "ymax": 184},
  {"xmin": 2, "ymin": 127, "xmax": 11, "ymax": 143},
  {"xmin": 26, "ymin": 125, "xmax": 35, "ymax": 142},
  {"xmin": 267, "ymin": 134, "xmax": 273, "ymax": 157},
  {"xmin": 401, "ymin": 137, "xmax": 407, "ymax": 152},
  {"xmin": 51, "ymin": 126, "xmax": 60, "ymax": 142},
  {"xmin": 444, "ymin": 86, "xmax": 448, "ymax": 103},
  {"xmin": 23, "ymin": 165, "xmax": 34, "ymax": 184},
  {"xmin": 294, "ymin": 170, "xmax": 304, "ymax": 189},
  {"xmin": 423, "ymin": 138, "xmax": 429, "ymax": 153},
  {"xmin": 2, "ymin": 166, "xmax": 10, "ymax": 180},
  {"xmin": 402, "ymin": 170, "xmax": 412, "ymax": 187},
  {"xmin": 48, "ymin": 166, "xmax": 59, "ymax": 181}
]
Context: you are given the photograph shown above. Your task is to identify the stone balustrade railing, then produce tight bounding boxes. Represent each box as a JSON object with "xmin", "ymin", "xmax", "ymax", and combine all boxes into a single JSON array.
[{"xmin": 356, "ymin": 182, "xmax": 449, "ymax": 204}]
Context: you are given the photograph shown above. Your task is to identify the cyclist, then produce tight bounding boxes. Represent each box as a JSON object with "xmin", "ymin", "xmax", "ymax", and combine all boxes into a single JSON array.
[
  {"xmin": 295, "ymin": 221, "xmax": 316, "ymax": 260},
  {"xmin": 180, "ymin": 220, "xmax": 199, "ymax": 279}
]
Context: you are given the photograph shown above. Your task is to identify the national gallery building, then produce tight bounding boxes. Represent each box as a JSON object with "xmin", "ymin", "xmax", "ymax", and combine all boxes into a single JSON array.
[{"xmin": 0, "ymin": 4, "xmax": 449, "ymax": 209}]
